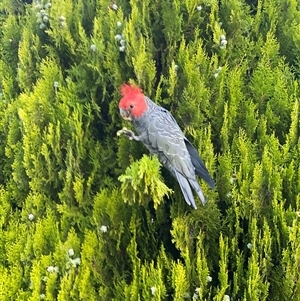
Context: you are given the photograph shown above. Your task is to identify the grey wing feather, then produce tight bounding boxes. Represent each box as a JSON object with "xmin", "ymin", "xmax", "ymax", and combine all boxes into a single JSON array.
[
  {"xmin": 146, "ymin": 108, "xmax": 206, "ymax": 208},
  {"xmin": 174, "ymin": 170, "xmax": 197, "ymax": 209},
  {"xmin": 184, "ymin": 139, "xmax": 215, "ymax": 189}
]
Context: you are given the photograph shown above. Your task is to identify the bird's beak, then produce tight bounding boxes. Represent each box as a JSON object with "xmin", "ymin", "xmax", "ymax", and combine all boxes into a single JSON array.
[{"xmin": 119, "ymin": 108, "xmax": 132, "ymax": 121}]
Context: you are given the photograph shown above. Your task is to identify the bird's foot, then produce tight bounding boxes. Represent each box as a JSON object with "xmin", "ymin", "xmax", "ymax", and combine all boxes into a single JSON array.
[{"xmin": 117, "ymin": 127, "xmax": 139, "ymax": 141}]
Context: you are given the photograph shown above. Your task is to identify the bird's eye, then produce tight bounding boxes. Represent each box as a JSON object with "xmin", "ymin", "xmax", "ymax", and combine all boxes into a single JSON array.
[{"xmin": 129, "ymin": 104, "xmax": 134, "ymax": 109}]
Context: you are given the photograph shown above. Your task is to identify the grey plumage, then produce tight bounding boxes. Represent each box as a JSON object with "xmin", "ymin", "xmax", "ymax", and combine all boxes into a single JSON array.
[{"xmin": 119, "ymin": 93, "xmax": 214, "ymax": 209}]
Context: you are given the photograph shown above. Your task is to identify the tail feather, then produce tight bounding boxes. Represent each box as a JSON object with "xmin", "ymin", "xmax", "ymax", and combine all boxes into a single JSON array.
[
  {"xmin": 184, "ymin": 139, "xmax": 215, "ymax": 189},
  {"xmin": 188, "ymin": 179, "xmax": 206, "ymax": 206},
  {"xmin": 174, "ymin": 170, "xmax": 197, "ymax": 209}
]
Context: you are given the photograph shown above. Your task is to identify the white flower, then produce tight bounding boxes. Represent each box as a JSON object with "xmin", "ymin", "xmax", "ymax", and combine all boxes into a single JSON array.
[
  {"xmin": 119, "ymin": 46, "xmax": 126, "ymax": 52},
  {"xmin": 47, "ymin": 265, "xmax": 58, "ymax": 273},
  {"xmin": 28, "ymin": 213, "xmax": 34, "ymax": 221},
  {"xmin": 40, "ymin": 294, "xmax": 45, "ymax": 300},
  {"xmin": 115, "ymin": 34, "xmax": 122, "ymax": 41},
  {"xmin": 100, "ymin": 225, "xmax": 108, "ymax": 233},
  {"xmin": 70, "ymin": 257, "xmax": 81, "ymax": 267},
  {"xmin": 44, "ymin": 3, "xmax": 51, "ymax": 9},
  {"xmin": 216, "ymin": 66, "xmax": 222, "ymax": 72},
  {"xmin": 174, "ymin": 64, "xmax": 179, "ymax": 71},
  {"xmin": 220, "ymin": 39, "xmax": 228, "ymax": 46},
  {"xmin": 47, "ymin": 266, "xmax": 55, "ymax": 273},
  {"xmin": 68, "ymin": 248, "xmax": 74, "ymax": 257},
  {"xmin": 247, "ymin": 243, "xmax": 252, "ymax": 249},
  {"xmin": 120, "ymin": 39, "xmax": 126, "ymax": 46},
  {"xmin": 196, "ymin": 5, "xmax": 202, "ymax": 11},
  {"xmin": 40, "ymin": 9, "xmax": 46, "ymax": 16},
  {"xmin": 59, "ymin": 16, "xmax": 66, "ymax": 21},
  {"xmin": 111, "ymin": 3, "xmax": 118, "ymax": 10},
  {"xmin": 90, "ymin": 44, "xmax": 97, "ymax": 51},
  {"xmin": 74, "ymin": 257, "xmax": 81, "ymax": 265},
  {"xmin": 224, "ymin": 295, "xmax": 230, "ymax": 301},
  {"xmin": 53, "ymin": 81, "xmax": 59, "ymax": 88},
  {"xmin": 150, "ymin": 286, "xmax": 156, "ymax": 295},
  {"xmin": 206, "ymin": 275, "xmax": 212, "ymax": 282},
  {"xmin": 214, "ymin": 73, "xmax": 219, "ymax": 78},
  {"xmin": 195, "ymin": 287, "xmax": 200, "ymax": 293},
  {"xmin": 220, "ymin": 34, "xmax": 226, "ymax": 41},
  {"xmin": 39, "ymin": 23, "xmax": 46, "ymax": 30},
  {"xmin": 117, "ymin": 21, "xmax": 122, "ymax": 27},
  {"xmin": 193, "ymin": 293, "xmax": 199, "ymax": 299},
  {"xmin": 43, "ymin": 15, "xmax": 49, "ymax": 23}
]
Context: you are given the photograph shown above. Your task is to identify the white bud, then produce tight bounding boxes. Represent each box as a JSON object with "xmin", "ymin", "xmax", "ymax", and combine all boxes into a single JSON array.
[
  {"xmin": 28, "ymin": 213, "xmax": 34, "ymax": 221},
  {"xmin": 247, "ymin": 243, "xmax": 252, "ymax": 249},
  {"xmin": 224, "ymin": 295, "xmax": 230, "ymax": 301},
  {"xmin": 150, "ymin": 286, "xmax": 156, "ymax": 295},
  {"xmin": 68, "ymin": 248, "xmax": 74, "ymax": 257},
  {"xmin": 73, "ymin": 257, "xmax": 81, "ymax": 265},
  {"xmin": 90, "ymin": 44, "xmax": 97, "ymax": 51},
  {"xmin": 220, "ymin": 34, "xmax": 226, "ymax": 41},
  {"xmin": 47, "ymin": 266, "xmax": 55, "ymax": 273},
  {"xmin": 174, "ymin": 64, "xmax": 179, "ymax": 71},
  {"xmin": 206, "ymin": 276, "xmax": 212, "ymax": 282},
  {"xmin": 111, "ymin": 3, "xmax": 118, "ymax": 10},
  {"xmin": 53, "ymin": 81, "xmax": 59, "ymax": 88},
  {"xmin": 100, "ymin": 225, "xmax": 108, "ymax": 233},
  {"xmin": 196, "ymin": 5, "xmax": 202, "ymax": 11},
  {"xmin": 119, "ymin": 45, "xmax": 125, "ymax": 52},
  {"xmin": 43, "ymin": 15, "xmax": 49, "ymax": 23},
  {"xmin": 120, "ymin": 39, "xmax": 126, "ymax": 46},
  {"xmin": 115, "ymin": 34, "xmax": 122, "ymax": 41},
  {"xmin": 220, "ymin": 39, "xmax": 228, "ymax": 46},
  {"xmin": 117, "ymin": 21, "xmax": 122, "ymax": 27},
  {"xmin": 53, "ymin": 266, "xmax": 59, "ymax": 273},
  {"xmin": 59, "ymin": 16, "xmax": 66, "ymax": 22},
  {"xmin": 44, "ymin": 3, "xmax": 51, "ymax": 9},
  {"xmin": 39, "ymin": 23, "xmax": 46, "ymax": 30}
]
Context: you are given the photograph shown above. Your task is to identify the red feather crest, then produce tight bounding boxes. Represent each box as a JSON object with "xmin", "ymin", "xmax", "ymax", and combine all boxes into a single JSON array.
[
  {"xmin": 120, "ymin": 84, "xmax": 143, "ymax": 99},
  {"xmin": 119, "ymin": 84, "xmax": 147, "ymax": 118}
]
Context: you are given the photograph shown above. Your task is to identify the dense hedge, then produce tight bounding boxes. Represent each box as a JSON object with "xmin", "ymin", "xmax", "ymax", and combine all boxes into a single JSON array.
[{"xmin": 0, "ymin": 0, "xmax": 299, "ymax": 300}]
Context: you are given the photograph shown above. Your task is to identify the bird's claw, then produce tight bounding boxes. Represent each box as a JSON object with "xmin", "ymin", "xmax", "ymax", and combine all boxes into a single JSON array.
[{"xmin": 117, "ymin": 127, "xmax": 135, "ymax": 140}]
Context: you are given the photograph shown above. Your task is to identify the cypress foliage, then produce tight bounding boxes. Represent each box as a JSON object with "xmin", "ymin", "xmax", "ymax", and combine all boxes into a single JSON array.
[{"xmin": 0, "ymin": 0, "xmax": 299, "ymax": 300}]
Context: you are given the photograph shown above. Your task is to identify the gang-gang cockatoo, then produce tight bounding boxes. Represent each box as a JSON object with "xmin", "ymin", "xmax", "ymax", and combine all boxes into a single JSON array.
[{"xmin": 118, "ymin": 84, "xmax": 214, "ymax": 209}]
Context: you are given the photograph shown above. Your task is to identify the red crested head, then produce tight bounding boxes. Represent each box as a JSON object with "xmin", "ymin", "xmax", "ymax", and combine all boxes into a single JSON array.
[{"xmin": 119, "ymin": 84, "xmax": 147, "ymax": 121}]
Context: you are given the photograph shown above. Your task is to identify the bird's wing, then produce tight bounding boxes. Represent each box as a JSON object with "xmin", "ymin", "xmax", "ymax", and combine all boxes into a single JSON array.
[
  {"xmin": 147, "ymin": 108, "xmax": 207, "ymax": 206},
  {"xmin": 184, "ymin": 139, "xmax": 215, "ymax": 189},
  {"xmin": 147, "ymin": 108, "xmax": 195, "ymax": 179}
]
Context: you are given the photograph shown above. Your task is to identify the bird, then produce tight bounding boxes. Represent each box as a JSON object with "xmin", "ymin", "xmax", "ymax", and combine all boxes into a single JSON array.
[{"xmin": 118, "ymin": 84, "xmax": 215, "ymax": 209}]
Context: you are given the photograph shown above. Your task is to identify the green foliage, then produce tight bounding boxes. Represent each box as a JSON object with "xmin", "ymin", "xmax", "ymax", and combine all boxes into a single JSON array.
[
  {"xmin": 118, "ymin": 155, "xmax": 173, "ymax": 209},
  {"xmin": 0, "ymin": 0, "xmax": 299, "ymax": 299}
]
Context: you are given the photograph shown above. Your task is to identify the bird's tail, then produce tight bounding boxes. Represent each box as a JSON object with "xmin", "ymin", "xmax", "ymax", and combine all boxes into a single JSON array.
[
  {"xmin": 188, "ymin": 179, "xmax": 206, "ymax": 206},
  {"xmin": 174, "ymin": 170, "xmax": 197, "ymax": 209}
]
